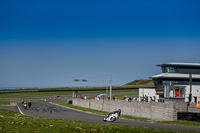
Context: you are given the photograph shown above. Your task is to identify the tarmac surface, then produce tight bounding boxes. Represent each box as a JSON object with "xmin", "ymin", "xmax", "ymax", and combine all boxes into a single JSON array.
[{"xmin": 1, "ymin": 102, "xmax": 200, "ymax": 132}]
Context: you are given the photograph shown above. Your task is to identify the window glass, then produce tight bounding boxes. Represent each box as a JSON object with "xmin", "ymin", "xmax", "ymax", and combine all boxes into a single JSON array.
[
  {"xmin": 166, "ymin": 67, "xmax": 175, "ymax": 73},
  {"xmin": 165, "ymin": 86, "xmax": 185, "ymax": 98}
]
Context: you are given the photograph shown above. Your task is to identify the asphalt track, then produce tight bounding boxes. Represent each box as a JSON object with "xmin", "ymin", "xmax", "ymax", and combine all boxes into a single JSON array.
[{"xmin": 1, "ymin": 102, "xmax": 200, "ymax": 132}]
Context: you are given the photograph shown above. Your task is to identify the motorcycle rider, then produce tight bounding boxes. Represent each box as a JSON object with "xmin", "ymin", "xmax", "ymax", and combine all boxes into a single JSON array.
[{"xmin": 103, "ymin": 109, "xmax": 121, "ymax": 122}]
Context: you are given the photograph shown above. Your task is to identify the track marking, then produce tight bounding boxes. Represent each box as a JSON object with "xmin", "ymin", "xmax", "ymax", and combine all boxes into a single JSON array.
[
  {"xmin": 50, "ymin": 102, "xmax": 105, "ymax": 116},
  {"xmin": 16, "ymin": 103, "xmax": 24, "ymax": 115}
]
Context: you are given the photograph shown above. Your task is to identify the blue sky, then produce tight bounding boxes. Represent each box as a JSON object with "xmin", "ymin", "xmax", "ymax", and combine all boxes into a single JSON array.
[{"xmin": 0, "ymin": 0, "xmax": 200, "ymax": 88}]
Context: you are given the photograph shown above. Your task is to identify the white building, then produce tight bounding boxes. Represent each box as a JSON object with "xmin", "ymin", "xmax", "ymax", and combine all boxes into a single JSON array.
[
  {"xmin": 150, "ymin": 62, "xmax": 200, "ymax": 103},
  {"xmin": 139, "ymin": 88, "xmax": 159, "ymax": 102}
]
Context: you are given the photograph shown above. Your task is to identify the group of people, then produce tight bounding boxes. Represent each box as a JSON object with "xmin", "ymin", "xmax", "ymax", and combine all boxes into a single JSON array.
[
  {"xmin": 79, "ymin": 96, "xmax": 87, "ymax": 100},
  {"xmin": 112, "ymin": 95, "xmax": 118, "ymax": 101},
  {"xmin": 92, "ymin": 95, "xmax": 156, "ymax": 102},
  {"xmin": 122, "ymin": 95, "xmax": 155, "ymax": 102},
  {"xmin": 21, "ymin": 99, "xmax": 32, "ymax": 109},
  {"xmin": 123, "ymin": 95, "xmax": 138, "ymax": 102},
  {"xmin": 140, "ymin": 95, "xmax": 155, "ymax": 102}
]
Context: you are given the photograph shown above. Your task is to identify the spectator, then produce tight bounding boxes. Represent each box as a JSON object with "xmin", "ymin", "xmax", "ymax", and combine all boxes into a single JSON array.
[
  {"xmin": 125, "ymin": 97, "xmax": 129, "ymax": 101},
  {"xmin": 141, "ymin": 95, "xmax": 145, "ymax": 102},
  {"xmin": 113, "ymin": 95, "xmax": 115, "ymax": 101},
  {"xmin": 133, "ymin": 97, "xmax": 137, "ymax": 101},
  {"xmin": 140, "ymin": 96, "xmax": 143, "ymax": 102},
  {"xmin": 123, "ymin": 95, "xmax": 127, "ymax": 100},
  {"xmin": 96, "ymin": 96, "xmax": 100, "ymax": 100},
  {"xmin": 107, "ymin": 96, "xmax": 110, "ymax": 100},
  {"xmin": 115, "ymin": 97, "xmax": 118, "ymax": 101},
  {"xmin": 84, "ymin": 96, "xmax": 87, "ymax": 100},
  {"xmin": 145, "ymin": 95, "xmax": 148, "ymax": 102},
  {"xmin": 196, "ymin": 101, "xmax": 200, "ymax": 108},
  {"xmin": 128, "ymin": 97, "xmax": 132, "ymax": 102}
]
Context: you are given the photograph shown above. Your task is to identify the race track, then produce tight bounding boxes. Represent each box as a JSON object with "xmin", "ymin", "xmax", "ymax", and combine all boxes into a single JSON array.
[{"xmin": 3, "ymin": 102, "xmax": 197, "ymax": 132}]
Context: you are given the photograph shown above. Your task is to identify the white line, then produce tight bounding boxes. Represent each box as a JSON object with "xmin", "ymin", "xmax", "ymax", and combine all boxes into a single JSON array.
[{"xmin": 16, "ymin": 103, "xmax": 24, "ymax": 115}]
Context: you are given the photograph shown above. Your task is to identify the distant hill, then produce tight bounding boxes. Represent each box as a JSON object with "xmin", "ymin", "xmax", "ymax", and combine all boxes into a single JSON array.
[{"xmin": 123, "ymin": 79, "xmax": 154, "ymax": 87}]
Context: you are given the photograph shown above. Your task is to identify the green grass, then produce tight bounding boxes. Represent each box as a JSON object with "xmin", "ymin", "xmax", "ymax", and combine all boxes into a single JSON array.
[
  {"xmin": 124, "ymin": 79, "xmax": 154, "ymax": 86},
  {"xmin": 0, "ymin": 84, "xmax": 148, "ymax": 91},
  {"xmin": 0, "ymin": 91, "xmax": 74, "ymax": 98},
  {"xmin": 0, "ymin": 109, "xmax": 196, "ymax": 133},
  {"xmin": 0, "ymin": 89, "xmax": 138, "ymax": 106},
  {"xmin": 85, "ymin": 89, "xmax": 139, "ymax": 100},
  {"xmin": 0, "ymin": 89, "xmax": 137, "ymax": 99},
  {"xmin": 0, "ymin": 89, "xmax": 138, "ymax": 105},
  {"xmin": 0, "ymin": 100, "xmax": 11, "ymax": 105},
  {"xmin": 114, "ymin": 93, "xmax": 138, "ymax": 100},
  {"xmin": 157, "ymin": 120, "xmax": 200, "ymax": 128}
]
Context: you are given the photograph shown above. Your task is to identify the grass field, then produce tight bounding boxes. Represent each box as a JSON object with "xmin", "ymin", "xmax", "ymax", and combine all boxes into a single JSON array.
[
  {"xmin": 0, "ymin": 91, "xmax": 73, "ymax": 98},
  {"xmin": 0, "ymin": 89, "xmax": 138, "ymax": 107},
  {"xmin": 0, "ymin": 100, "xmax": 11, "ymax": 105},
  {"xmin": 0, "ymin": 89, "xmax": 138, "ymax": 100},
  {"xmin": 0, "ymin": 109, "xmax": 196, "ymax": 133}
]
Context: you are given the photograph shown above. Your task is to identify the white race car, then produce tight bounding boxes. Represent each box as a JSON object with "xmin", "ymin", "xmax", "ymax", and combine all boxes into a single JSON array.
[{"xmin": 103, "ymin": 109, "xmax": 121, "ymax": 122}]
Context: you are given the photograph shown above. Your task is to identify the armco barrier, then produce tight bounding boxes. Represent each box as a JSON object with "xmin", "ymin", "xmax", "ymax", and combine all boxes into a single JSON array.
[{"xmin": 73, "ymin": 99, "xmax": 188, "ymax": 121}]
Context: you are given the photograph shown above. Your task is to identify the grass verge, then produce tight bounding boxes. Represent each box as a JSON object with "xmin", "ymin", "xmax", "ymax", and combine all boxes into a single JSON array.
[{"xmin": 0, "ymin": 100, "xmax": 11, "ymax": 105}]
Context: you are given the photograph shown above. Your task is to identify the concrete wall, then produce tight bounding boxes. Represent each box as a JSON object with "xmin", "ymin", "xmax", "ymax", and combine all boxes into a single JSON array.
[
  {"xmin": 188, "ymin": 107, "xmax": 200, "ymax": 113},
  {"xmin": 73, "ymin": 99, "xmax": 188, "ymax": 121}
]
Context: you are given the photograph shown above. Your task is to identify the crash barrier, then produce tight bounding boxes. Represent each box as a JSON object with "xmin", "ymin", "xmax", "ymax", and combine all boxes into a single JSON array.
[
  {"xmin": 73, "ymin": 99, "xmax": 188, "ymax": 121},
  {"xmin": 178, "ymin": 112, "xmax": 200, "ymax": 122}
]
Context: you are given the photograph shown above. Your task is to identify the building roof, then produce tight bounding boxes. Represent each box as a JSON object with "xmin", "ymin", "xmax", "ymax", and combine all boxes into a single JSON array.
[
  {"xmin": 156, "ymin": 62, "xmax": 200, "ymax": 67},
  {"xmin": 151, "ymin": 73, "xmax": 200, "ymax": 79}
]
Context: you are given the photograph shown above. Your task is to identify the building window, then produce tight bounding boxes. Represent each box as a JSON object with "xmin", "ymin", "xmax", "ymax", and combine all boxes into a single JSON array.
[
  {"xmin": 162, "ymin": 67, "xmax": 177, "ymax": 73},
  {"xmin": 166, "ymin": 67, "xmax": 175, "ymax": 73},
  {"xmin": 162, "ymin": 80, "xmax": 189, "ymax": 86},
  {"xmin": 165, "ymin": 86, "xmax": 185, "ymax": 98}
]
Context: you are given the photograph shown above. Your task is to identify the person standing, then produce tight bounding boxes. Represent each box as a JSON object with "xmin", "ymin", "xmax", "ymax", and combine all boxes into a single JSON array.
[
  {"xmin": 113, "ymin": 95, "xmax": 115, "ymax": 101},
  {"xmin": 128, "ymin": 97, "xmax": 132, "ymax": 102},
  {"xmin": 145, "ymin": 95, "xmax": 148, "ymax": 102},
  {"xmin": 196, "ymin": 101, "xmax": 200, "ymax": 108}
]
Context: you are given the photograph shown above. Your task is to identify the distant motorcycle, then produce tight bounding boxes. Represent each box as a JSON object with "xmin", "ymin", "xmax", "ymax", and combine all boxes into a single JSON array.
[
  {"xmin": 103, "ymin": 109, "xmax": 121, "ymax": 122},
  {"xmin": 23, "ymin": 102, "xmax": 27, "ymax": 110}
]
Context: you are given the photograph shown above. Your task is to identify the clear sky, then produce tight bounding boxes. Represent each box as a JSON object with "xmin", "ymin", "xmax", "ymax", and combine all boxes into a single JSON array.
[{"xmin": 0, "ymin": 0, "xmax": 200, "ymax": 88}]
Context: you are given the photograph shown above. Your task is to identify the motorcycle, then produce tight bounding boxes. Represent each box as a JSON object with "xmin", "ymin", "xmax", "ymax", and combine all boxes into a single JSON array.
[
  {"xmin": 23, "ymin": 102, "xmax": 27, "ymax": 110},
  {"xmin": 103, "ymin": 109, "xmax": 121, "ymax": 122}
]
